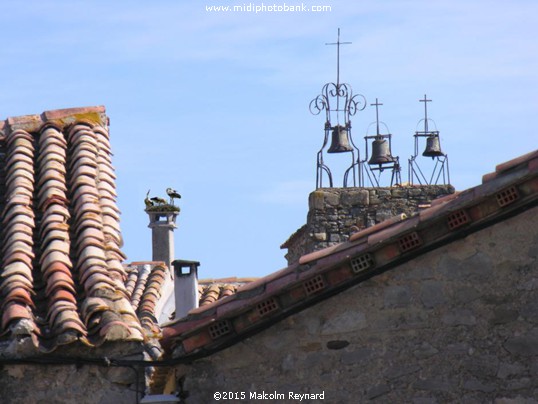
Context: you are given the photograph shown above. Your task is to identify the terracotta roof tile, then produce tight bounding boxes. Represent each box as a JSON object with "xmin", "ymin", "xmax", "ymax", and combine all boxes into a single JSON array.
[
  {"xmin": 124, "ymin": 262, "xmax": 170, "ymax": 336},
  {"xmin": 162, "ymin": 149, "xmax": 538, "ymax": 358},
  {"xmin": 0, "ymin": 106, "xmax": 143, "ymax": 352},
  {"xmin": 197, "ymin": 278, "xmax": 255, "ymax": 308}
]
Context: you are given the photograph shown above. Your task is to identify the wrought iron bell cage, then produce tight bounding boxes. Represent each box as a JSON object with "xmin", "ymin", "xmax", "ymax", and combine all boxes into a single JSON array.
[
  {"xmin": 408, "ymin": 94, "xmax": 450, "ymax": 185},
  {"xmin": 360, "ymin": 98, "xmax": 402, "ymax": 187},
  {"xmin": 309, "ymin": 29, "xmax": 367, "ymax": 189}
]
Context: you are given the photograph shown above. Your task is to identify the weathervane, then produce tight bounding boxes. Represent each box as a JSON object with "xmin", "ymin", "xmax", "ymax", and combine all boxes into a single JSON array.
[
  {"xmin": 362, "ymin": 98, "xmax": 401, "ymax": 187},
  {"xmin": 408, "ymin": 94, "xmax": 450, "ymax": 185},
  {"xmin": 309, "ymin": 28, "xmax": 367, "ymax": 188}
]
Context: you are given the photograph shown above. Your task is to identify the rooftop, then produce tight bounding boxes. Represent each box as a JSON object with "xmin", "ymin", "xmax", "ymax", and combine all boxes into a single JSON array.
[
  {"xmin": 161, "ymin": 149, "xmax": 538, "ymax": 358},
  {"xmin": 0, "ymin": 106, "xmax": 144, "ymax": 354}
]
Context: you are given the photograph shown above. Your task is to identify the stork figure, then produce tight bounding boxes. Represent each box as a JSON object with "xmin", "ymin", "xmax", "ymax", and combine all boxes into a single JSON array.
[
  {"xmin": 150, "ymin": 195, "xmax": 167, "ymax": 205},
  {"xmin": 166, "ymin": 188, "xmax": 182, "ymax": 205},
  {"xmin": 144, "ymin": 190, "xmax": 154, "ymax": 209}
]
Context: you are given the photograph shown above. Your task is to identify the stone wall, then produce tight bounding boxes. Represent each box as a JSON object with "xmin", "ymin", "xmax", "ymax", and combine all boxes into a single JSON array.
[
  {"xmin": 282, "ymin": 185, "xmax": 455, "ymax": 264},
  {"xmin": 181, "ymin": 206, "xmax": 538, "ymax": 403},
  {"xmin": 0, "ymin": 342, "xmax": 146, "ymax": 404}
]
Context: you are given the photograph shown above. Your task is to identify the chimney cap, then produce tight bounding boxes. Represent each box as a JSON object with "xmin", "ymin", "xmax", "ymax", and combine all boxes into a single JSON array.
[{"xmin": 171, "ymin": 259, "xmax": 200, "ymax": 277}]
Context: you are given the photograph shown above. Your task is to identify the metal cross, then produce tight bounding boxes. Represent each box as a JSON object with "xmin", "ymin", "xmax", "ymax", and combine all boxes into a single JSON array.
[
  {"xmin": 326, "ymin": 28, "xmax": 351, "ymax": 87},
  {"xmin": 419, "ymin": 94, "xmax": 432, "ymax": 133},
  {"xmin": 371, "ymin": 98, "xmax": 383, "ymax": 135}
]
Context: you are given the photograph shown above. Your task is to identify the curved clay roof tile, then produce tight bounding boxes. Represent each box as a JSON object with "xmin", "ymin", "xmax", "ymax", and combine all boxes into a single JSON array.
[
  {"xmin": 41, "ymin": 250, "xmax": 72, "ymax": 271},
  {"xmin": 44, "ymin": 273, "xmax": 76, "ymax": 296},
  {"xmin": 2, "ymin": 232, "xmax": 34, "ymax": 250},
  {"xmin": 38, "ymin": 129, "xmax": 67, "ymax": 147},
  {"xmin": 2, "ymin": 203, "xmax": 35, "ymax": 225},
  {"xmin": 7, "ymin": 130, "xmax": 33, "ymax": 144},
  {"xmin": 1, "ymin": 303, "xmax": 33, "ymax": 331},
  {"xmin": 3, "ymin": 241, "xmax": 35, "ymax": 261},
  {"xmin": 4, "ymin": 154, "xmax": 34, "ymax": 173},
  {"xmin": 7, "ymin": 160, "xmax": 34, "ymax": 175},
  {"xmin": 6, "ymin": 176, "xmax": 34, "ymax": 195}
]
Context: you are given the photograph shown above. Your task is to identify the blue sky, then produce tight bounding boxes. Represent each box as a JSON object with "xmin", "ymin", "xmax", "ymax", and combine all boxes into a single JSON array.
[{"xmin": 1, "ymin": 0, "xmax": 536, "ymax": 279}]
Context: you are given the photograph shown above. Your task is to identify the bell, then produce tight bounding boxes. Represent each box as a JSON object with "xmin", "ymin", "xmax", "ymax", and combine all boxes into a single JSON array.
[
  {"xmin": 422, "ymin": 135, "xmax": 444, "ymax": 158},
  {"xmin": 327, "ymin": 125, "xmax": 353, "ymax": 153},
  {"xmin": 368, "ymin": 137, "xmax": 394, "ymax": 165}
]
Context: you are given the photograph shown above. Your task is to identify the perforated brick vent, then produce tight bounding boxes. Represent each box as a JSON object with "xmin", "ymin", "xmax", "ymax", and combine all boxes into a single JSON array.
[
  {"xmin": 496, "ymin": 186, "xmax": 519, "ymax": 207},
  {"xmin": 398, "ymin": 232, "xmax": 422, "ymax": 252},
  {"xmin": 350, "ymin": 253, "xmax": 374, "ymax": 274},
  {"xmin": 447, "ymin": 209, "xmax": 470, "ymax": 230},
  {"xmin": 256, "ymin": 297, "xmax": 279, "ymax": 317},
  {"xmin": 303, "ymin": 275, "xmax": 325, "ymax": 296},
  {"xmin": 208, "ymin": 321, "xmax": 232, "ymax": 340}
]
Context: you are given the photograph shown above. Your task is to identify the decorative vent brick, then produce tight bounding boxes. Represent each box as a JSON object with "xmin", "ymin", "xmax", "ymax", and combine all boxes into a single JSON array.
[
  {"xmin": 398, "ymin": 232, "xmax": 422, "ymax": 252},
  {"xmin": 303, "ymin": 275, "xmax": 325, "ymax": 296},
  {"xmin": 256, "ymin": 297, "xmax": 279, "ymax": 317},
  {"xmin": 208, "ymin": 321, "xmax": 232, "ymax": 340},
  {"xmin": 447, "ymin": 209, "xmax": 470, "ymax": 230},
  {"xmin": 350, "ymin": 253, "xmax": 374, "ymax": 274},
  {"xmin": 496, "ymin": 186, "xmax": 519, "ymax": 207}
]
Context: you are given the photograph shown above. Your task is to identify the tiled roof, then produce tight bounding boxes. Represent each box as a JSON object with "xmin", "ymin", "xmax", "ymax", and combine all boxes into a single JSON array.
[
  {"xmin": 125, "ymin": 261, "xmax": 169, "ymax": 336},
  {"xmin": 161, "ymin": 149, "xmax": 538, "ymax": 358},
  {"xmin": 0, "ymin": 106, "xmax": 144, "ymax": 352},
  {"xmin": 198, "ymin": 278, "xmax": 257, "ymax": 307}
]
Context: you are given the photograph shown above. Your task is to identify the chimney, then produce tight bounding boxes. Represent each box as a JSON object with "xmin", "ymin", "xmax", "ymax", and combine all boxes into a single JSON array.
[
  {"xmin": 146, "ymin": 210, "xmax": 178, "ymax": 268},
  {"xmin": 171, "ymin": 260, "xmax": 199, "ymax": 319}
]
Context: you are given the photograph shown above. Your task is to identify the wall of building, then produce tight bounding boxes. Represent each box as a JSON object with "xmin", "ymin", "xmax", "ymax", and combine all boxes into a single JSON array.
[
  {"xmin": 0, "ymin": 342, "xmax": 146, "ymax": 404},
  {"xmin": 181, "ymin": 206, "xmax": 538, "ymax": 403},
  {"xmin": 283, "ymin": 185, "xmax": 454, "ymax": 264}
]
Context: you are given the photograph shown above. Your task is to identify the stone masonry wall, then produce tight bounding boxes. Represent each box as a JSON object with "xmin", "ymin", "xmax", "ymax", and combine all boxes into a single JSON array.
[
  {"xmin": 0, "ymin": 342, "xmax": 146, "ymax": 404},
  {"xmin": 283, "ymin": 185, "xmax": 455, "ymax": 264},
  {"xmin": 182, "ymin": 206, "xmax": 538, "ymax": 403}
]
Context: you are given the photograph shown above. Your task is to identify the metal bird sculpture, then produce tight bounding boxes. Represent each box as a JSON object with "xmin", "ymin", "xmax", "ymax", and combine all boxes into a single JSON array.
[
  {"xmin": 166, "ymin": 188, "xmax": 182, "ymax": 205},
  {"xmin": 144, "ymin": 190, "xmax": 154, "ymax": 209}
]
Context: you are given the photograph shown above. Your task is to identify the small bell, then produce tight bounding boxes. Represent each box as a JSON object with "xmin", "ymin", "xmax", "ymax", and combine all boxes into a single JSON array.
[
  {"xmin": 368, "ymin": 136, "xmax": 394, "ymax": 165},
  {"xmin": 327, "ymin": 125, "xmax": 353, "ymax": 153},
  {"xmin": 422, "ymin": 135, "xmax": 444, "ymax": 158}
]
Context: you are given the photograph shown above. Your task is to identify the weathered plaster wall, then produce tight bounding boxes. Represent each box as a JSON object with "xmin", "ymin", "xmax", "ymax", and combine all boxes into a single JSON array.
[
  {"xmin": 0, "ymin": 343, "xmax": 145, "ymax": 404},
  {"xmin": 283, "ymin": 185, "xmax": 455, "ymax": 264},
  {"xmin": 182, "ymin": 206, "xmax": 538, "ymax": 403}
]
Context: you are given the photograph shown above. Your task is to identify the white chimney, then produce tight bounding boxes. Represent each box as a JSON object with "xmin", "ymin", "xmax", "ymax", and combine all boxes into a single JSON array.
[
  {"xmin": 146, "ymin": 210, "xmax": 178, "ymax": 268},
  {"xmin": 172, "ymin": 260, "xmax": 199, "ymax": 319}
]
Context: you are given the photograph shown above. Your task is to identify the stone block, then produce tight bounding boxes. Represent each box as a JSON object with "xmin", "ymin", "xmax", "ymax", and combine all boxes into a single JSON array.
[
  {"xmin": 340, "ymin": 189, "xmax": 369, "ymax": 206},
  {"xmin": 463, "ymin": 354, "xmax": 499, "ymax": 377},
  {"xmin": 384, "ymin": 285, "xmax": 412, "ymax": 308},
  {"xmin": 497, "ymin": 361, "xmax": 526, "ymax": 379},
  {"xmin": 384, "ymin": 364, "xmax": 421, "ymax": 380},
  {"xmin": 490, "ymin": 307, "xmax": 519, "ymax": 325},
  {"xmin": 312, "ymin": 232, "xmax": 327, "ymax": 241},
  {"xmin": 504, "ymin": 329, "xmax": 538, "ymax": 356},
  {"xmin": 320, "ymin": 310, "xmax": 367, "ymax": 335},
  {"xmin": 413, "ymin": 342, "xmax": 439, "ymax": 359},
  {"xmin": 392, "ymin": 188, "xmax": 408, "ymax": 198},
  {"xmin": 441, "ymin": 309, "xmax": 477, "ymax": 326},
  {"xmin": 375, "ymin": 208, "xmax": 394, "ymax": 223},
  {"xmin": 366, "ymin": 384, "xmax": 391, "ymax": 399},
  {"xmin": 463, "ymin": 379, "xmax": 496, "ymax": 393},
  {"xmin": 420, "ymin": 281, "xmax": 446, "ymax": 308},
  {"xmin": 340, "ymin": 347, "xmax": 373, "ymax": 364},
  {"xmin": 414, "ymin": 379, "xmax": 454, "ymax": 392},
  {"xmin": 324, "ymin": 192, "xmax": 340, "ymax": 206},
  {"xmin": 309, "ymin": 190, "xmax": 326, "ymax": 210},
  {"xmin": 329, "ymin": 233, "xmax": 341, "ymax": 242}
]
